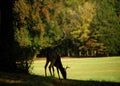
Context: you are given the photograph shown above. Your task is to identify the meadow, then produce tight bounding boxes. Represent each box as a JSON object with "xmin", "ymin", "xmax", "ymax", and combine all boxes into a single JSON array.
[
  {"xmin": 30, "ymin": 56, "xmax": 120, "ymax": 82},
  {"xmin": 0, "ymin": 57, "xmax": 120, "ymax": 86}
]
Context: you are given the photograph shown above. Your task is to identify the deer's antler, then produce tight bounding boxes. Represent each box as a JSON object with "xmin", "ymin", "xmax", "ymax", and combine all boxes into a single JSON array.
[{"xmin": 65, "ymin": 66, "xmax": 70, "ymax": 70}]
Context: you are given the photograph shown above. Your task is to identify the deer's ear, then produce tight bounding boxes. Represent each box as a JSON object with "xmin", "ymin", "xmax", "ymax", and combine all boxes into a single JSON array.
[{"xmin": 65, "ymin": 66, "xmax": 70, "ymax": 70}]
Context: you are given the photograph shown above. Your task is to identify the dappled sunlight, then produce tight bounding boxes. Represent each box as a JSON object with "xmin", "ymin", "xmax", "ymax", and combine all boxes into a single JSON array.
[
  {"xmin": 0, "ymin": 72, "xmax": 23, "ymax": 85},
  {"xmin": 0, "ymin": 78, "xmax": 22, "ymax": 84}
]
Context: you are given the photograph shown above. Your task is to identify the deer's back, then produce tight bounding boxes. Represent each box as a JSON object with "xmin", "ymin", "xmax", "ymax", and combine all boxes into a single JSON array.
[{"xmin": 46, "ymin": 48, "xmax": 62, "ymax": 67}]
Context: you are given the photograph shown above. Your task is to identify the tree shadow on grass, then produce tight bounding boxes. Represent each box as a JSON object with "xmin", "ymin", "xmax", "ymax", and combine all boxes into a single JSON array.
[
  {"xmin": 60, "ymin": 79, "xmax": 120, "ymax": 86},
  {"xmin": 0, "ymin": 71, "xmax": 120, "ymax": 86}
]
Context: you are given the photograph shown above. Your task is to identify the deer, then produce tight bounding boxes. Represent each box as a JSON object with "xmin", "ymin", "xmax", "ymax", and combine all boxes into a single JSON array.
[{"xmin": 44, "ymin": 47, "xmax": 68, "ymax": 80}]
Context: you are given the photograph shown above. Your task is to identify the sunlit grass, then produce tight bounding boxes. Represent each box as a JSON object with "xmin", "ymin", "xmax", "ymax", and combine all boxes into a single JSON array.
[{"xmin": 30, "ymin": 57, "xmax": 120, "ymax": 82}]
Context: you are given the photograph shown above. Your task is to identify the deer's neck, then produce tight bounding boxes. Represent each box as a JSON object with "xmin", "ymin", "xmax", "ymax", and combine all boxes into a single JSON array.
[
  {"xmin": 59, "ymin": 64, "xmax": 66, "ymax": 79},
  {"xmin": 55, "ymin": 64, "xmax": 63, "ymax": 69},
  {"xmin": 59, "ymin": 66, "xmax": 64, "ymax": 71},
  {"xmin": 55, "ymin": 58, "xmax": 63, "ymax": 69}
]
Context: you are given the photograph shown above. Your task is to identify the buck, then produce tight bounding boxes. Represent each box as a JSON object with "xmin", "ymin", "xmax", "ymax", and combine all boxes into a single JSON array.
[{"xmin": 44, "ymin": 47, "xmax": 68, "ymax": 79}]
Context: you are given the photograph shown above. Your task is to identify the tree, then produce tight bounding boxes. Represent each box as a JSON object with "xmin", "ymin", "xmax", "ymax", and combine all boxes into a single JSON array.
[
  {"xmin": 13, "ymin": 0, "xmax": 65, "ymax": 72},
  {"xmin": 0, "ymin": 0, "xmax": 17, "ymax": 71},
  {"xmin": 62, "ymin": 1, "xmax": 97, "ymax": 56},
  {"xmin": 91, "ymin": 0, "xmax": 120, "ymax": 55}
]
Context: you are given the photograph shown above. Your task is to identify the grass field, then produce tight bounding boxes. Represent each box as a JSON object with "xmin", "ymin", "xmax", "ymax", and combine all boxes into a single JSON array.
[
  {"xmin": 30, "ymin": 56, "xmax": 120, "ymax": 82},
  {"xmin": 0, "ymin": 57, "xmax": 120, "ymax": 86}
]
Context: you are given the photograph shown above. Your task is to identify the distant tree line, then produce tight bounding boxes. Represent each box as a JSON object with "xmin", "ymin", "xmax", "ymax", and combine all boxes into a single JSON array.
[{"xmin": 0, "ymin": 0, "xmax": 120, "ymax": 72}]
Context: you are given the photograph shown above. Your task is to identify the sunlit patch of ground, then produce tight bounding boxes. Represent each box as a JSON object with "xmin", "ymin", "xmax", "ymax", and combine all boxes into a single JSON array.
[
  {"xmin": 0, "ymin": 72, "xmax": 22, "ymax": 84},
  {"xmin": 31, "ymin": 57, "xmax": 120, "ymax": 82}
]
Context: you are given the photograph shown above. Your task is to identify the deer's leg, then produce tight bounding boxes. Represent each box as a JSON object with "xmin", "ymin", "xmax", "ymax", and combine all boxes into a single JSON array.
[
  {"xmin": 49, "ymin": 60, "xmax": 55, "ymax": 76},
  {"xmin": 57, "ymin": 68, "xmax": 60, "ymax": 79},
  {"xmin": 45, "ymin": 60, "xmax": 49, "ymax": 77},
  {"xmin": 52, "ymin": 66, "xmax": 55, "ymax": 77},
  {"xmin": 49, "ymin": 63, "xmax": 53, "ymax": 76}
]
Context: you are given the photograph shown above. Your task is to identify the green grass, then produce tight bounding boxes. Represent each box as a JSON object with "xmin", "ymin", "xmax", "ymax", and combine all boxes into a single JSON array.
[
  {"xmin": 30, "ymin": 57, "xmax": 120, "ymax": 82},
  {"xmin": 0, "ymin": 57, "xmax": 120, "ymax": 86}
]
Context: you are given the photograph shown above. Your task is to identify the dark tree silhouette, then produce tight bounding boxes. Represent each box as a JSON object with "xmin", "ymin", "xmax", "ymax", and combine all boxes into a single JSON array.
[{"xmin": 0, "ymin": 0, "xmax": 16, "ymax": 71}]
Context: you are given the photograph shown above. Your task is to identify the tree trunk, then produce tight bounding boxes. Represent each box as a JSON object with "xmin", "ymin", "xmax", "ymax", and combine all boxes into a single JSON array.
[{"xmin": 0, "ymin": 0, "xmax": 17, "ymax": 72}]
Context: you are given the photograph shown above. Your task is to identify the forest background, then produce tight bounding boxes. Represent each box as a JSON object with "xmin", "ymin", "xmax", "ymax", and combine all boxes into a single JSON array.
[{"xmin": 0, "ymin": 0, "xmax": 120, "ymax": 72}]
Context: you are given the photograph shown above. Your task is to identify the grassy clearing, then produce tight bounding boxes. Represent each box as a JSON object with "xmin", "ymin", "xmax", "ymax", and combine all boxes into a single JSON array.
[
  {"xmin": 0, "ymin": 57, "xmax": 120, "ymax": 86},
  {"xmin": 30, "ymin": 57, "xmax": 120, "ymax": 82}
]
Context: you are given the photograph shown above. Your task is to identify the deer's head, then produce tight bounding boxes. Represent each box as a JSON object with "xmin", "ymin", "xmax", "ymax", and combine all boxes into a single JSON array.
[{"xmin": 61, "ymin": 66, "xmax": 70, "ymax": 80}]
